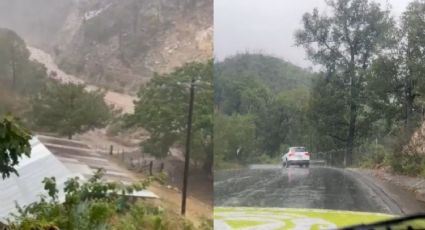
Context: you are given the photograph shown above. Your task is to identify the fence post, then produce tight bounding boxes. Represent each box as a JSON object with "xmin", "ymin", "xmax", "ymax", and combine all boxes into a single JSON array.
[
  {"xmin": 160, "ymin": 162, "xmax": 164, "ymax": 172},
  {"xmin": 149, "ymin": 161, "xmax": 153, "ymax": 176},
  {"xmin": 109, "ymin": 145, "xmax": 113, "ymax": 155}
]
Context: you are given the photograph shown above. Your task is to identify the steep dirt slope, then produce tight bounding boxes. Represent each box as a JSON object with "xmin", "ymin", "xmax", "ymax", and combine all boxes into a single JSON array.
[
  {"xmin": 28, "ymin": 46, "xmax": 135, "ymax": 113},
  {"xmin": 55, "ymin": 0, "xmax": 213, "ymax": 92},
  {"xmin": 0, "ymin": 0, "xmax": 212, "ymax": 92}
]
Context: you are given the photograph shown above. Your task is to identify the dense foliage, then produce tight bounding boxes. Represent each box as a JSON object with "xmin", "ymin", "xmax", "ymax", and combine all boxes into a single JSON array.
[
  {"xmin": 7, "ymin": 170, "xmax": 200, "ymax": 230},
  {"xmin": 32, "ymin": 83, "xmax": 112, "ymax": 139},
  {"xmin": 0, "ymin": 28, "xmax": 48, "ymax": 118},
  {"xmin": 214, "ymin": 114, "xmax": 256, "ymax": 166},
  {"xmin": 356, "ymin": 0, "xmax": 425, "ymax": 175},
  {"xmin": 295, "ymin": 0, "xmax": 396, "ymax": 165},
  {"xmin": 127, "ymin": 61, "xmax": 213, "ymax": 172},
  {"xmin": 214, "ymin": 53, "xmax": 315, "ymax": 166},
  {"xmin": 0, "ymin": 115, "xmax": 31, "ymax": 179},
  {"xmin": 297, "ymin": 0, "xmax": 425, "ymax": 171}
]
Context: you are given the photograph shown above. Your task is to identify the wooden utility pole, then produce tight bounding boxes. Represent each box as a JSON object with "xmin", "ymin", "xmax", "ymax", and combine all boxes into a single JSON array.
[{"xmin": 181, "ymin": 77, "xmax": 195, "ymax": 215}]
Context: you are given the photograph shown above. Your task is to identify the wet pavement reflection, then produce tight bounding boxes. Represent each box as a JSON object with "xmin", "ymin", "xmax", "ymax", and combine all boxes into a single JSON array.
[{"xmin": 214, "ymin": 166, "xmax": 387, "ymax": 213}]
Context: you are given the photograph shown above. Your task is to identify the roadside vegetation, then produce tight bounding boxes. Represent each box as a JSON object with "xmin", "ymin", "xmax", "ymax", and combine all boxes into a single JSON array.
[
  {"xmin": 214, "ymin": 0, "xmax": 425, "ymax": 179},
  {"xmin": 125, "ymin": 61, "xmax": 213, "ymax": 173},
  {"xmin": 5, "ymin": 170, "xmax": 201, "ymax": 230}
]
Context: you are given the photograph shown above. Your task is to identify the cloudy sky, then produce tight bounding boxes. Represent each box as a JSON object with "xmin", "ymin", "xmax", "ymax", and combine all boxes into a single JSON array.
[{"xmin": 214, "ymin": 0, "xmax": 410, "ymax": 69}]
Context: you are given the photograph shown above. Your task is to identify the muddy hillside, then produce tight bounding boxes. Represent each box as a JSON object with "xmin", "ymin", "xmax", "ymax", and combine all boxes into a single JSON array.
[{"xmin": 0, "ymin": 0, "xmax": 213, "ymax": 92}]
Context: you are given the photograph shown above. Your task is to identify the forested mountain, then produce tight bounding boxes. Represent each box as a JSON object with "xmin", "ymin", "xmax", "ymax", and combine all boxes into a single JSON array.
[
  {"xmin": 214, "ymin": 53, "xmax": 317, "ymax": 166},
  {"xmin": 215, "ymin": 53, "xmax": 314, "ymax": 114},
  {"xmin": 215, "ymin": 54, "xmax": 312, "ymax": 93}
]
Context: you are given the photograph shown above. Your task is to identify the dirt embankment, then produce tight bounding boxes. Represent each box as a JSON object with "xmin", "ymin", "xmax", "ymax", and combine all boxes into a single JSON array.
[
  {"xmin": 404, "ymin": 121, "xmax": 425, "ymax": 156},
  {"xmin": 108, "ymin": 153, "xmax": 213, "ymax": 225},
  {"xmin": 353, "ymin": 168, "xmax": 425, "ymax": 209}
]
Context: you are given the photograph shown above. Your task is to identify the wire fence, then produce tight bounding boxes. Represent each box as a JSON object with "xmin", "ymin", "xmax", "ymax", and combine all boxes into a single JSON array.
[
  {"xmin": 311, "ymin": 148, "xmax": 347, "ymax": 167},
  {"xmin": 97, "ymin": 145, "xmax": 165, "ymax": 176}
]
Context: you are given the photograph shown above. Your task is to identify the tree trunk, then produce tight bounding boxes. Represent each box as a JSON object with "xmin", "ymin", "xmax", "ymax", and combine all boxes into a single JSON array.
[
  {"xmin": 203, "ymin": 151, "xmax": 213, "ymax": 174},
  {"xmin": 346, "ymin": 53, "xmax": 357, "ymax": 167},
  {"xmin": 404, "ymin": 47, "xmax": 416, "ymax": 129},
  {"xmin": 346, "ymin": 103, "xmax": 356, "ymax": 167},
  {"xmin": 404, "ymin": 77, "xmax": 415, "ymax": 129}
]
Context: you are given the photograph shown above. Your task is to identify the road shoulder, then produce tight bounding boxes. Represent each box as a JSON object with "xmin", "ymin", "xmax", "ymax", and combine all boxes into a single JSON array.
[{"xmin": 349, "ymin": 168, "xmax": 425, "ymax": 214}]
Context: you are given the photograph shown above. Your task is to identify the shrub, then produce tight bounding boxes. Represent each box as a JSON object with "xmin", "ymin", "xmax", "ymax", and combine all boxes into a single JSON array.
[
  {"xmin": 7, "ymin": 170, "xmax": 197, "ymax": 230},
  {"xmin": 360, "ymin": 142, "xmax": 387, "ymax": 168}
]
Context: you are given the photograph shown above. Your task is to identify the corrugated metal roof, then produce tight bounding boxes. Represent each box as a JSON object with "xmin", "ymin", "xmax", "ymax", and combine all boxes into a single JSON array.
[
  {"xmin": 0, "ymin": 136, "xmax": 159, "ymax": 222},
  {"xmin": 125, "ymin": 190, "xmax": 158, "ymax": 199},
  {"xmin": 0, "ymin": 137, "xmax": 82, "ymax": 221}
]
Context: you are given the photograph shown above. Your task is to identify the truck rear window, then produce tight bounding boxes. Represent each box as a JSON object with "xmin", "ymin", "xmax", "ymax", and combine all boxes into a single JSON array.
[{"xmin": 292, "ymin": 147, "xmax": 306, "ymax": 152}]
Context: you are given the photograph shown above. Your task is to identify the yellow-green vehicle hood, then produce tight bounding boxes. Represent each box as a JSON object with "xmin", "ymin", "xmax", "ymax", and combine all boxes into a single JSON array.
[{"xmin": 214, "ymin": 207, "xmax": 396, "ymax": 230}]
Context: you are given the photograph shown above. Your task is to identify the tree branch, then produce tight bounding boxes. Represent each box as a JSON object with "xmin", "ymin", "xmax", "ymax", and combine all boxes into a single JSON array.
[{"xmin": 329, "ymin": 133, "xmax": 348, "ymax": 142}]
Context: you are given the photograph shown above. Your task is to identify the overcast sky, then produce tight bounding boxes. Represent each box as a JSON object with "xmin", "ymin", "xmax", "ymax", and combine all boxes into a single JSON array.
[{"xmin": 214, "ymin": 0, "xmax": 410, "ymax": 69}]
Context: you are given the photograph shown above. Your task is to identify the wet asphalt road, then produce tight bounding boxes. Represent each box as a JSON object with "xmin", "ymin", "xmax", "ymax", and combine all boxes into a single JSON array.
[{"xmin": 214, "ymin": 165, "xmax": 425, "ymax": 214}]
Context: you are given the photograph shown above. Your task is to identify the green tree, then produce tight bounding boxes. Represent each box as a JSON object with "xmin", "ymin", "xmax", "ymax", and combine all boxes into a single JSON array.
[
  {"xmin": 0, "ymin": 28, "xmax": 47, "ymax": 94},
  {"xmin": 0, "ymin": 28, "xmax": 29, "ymax": 90},
  {"xmin": 128, "ymin": 61, "xmax": 213, "ymax": 172},
  {"xmin": 214, "ymin": 114, "xmax": 256, "ymax": 165},
  {"xmin": 308, "ymin": 75, "xmax": 348, "ymax": 154},
  {"xmin": 216, "ymin": 73, "xmax": 271, "ymax": 115},
  {"xmin": 398, "ymin": 0, "xmax": 425, "ymax": 128},
  {"xmin": 32, "ymin": 83, "xmax": 112, "ymax": 139},
  {"xmin": 214, "ymin": 53, "xmax": 316, "ymax": 164},
  {"xmin": 0, "ymin": 28, "xmax": 48, "ymax": 119},
  {"xmin": 0, "ymin": 115, "xmax": 31, "ymax": 179},
  {"xmin": 295, "ymin": 0, "xmax": 395, "ymax": 165},
  {"xmin": 364, "ymin": 56, "xmax": 403, "ymax": 133},
  {"xmin": 255, "ymin": 97, "xmax": 291, "ymax": 157},
  {"xmin": 275, "ymin": 88, "xmax": 311, "ymax": 148}
]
